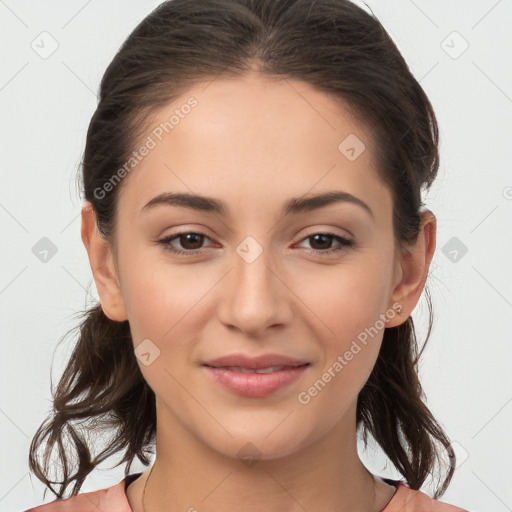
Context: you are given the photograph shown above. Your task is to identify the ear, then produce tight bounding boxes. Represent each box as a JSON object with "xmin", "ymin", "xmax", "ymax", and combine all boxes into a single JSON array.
[
  {"xmin": 81, "ymin": 201, "xmax": 128, "ymax": 322},
  {"xmin": 385, "ymin": 209, "xmax": 436, "ymax": 327}
]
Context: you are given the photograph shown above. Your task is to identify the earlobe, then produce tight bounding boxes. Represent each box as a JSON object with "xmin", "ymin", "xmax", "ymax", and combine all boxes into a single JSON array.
[
  {"xmin": 80, "ymin": 201, "xmax": 128, "ymax": 322},
  {"xmin": 385, "ymin": 210, "xmax": 436, "ymax": 328}
]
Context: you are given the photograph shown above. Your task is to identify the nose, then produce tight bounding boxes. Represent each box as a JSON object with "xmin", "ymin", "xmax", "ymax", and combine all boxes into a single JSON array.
[{"xmin": 217, "ymin": 239, "xmax": 293, "ymax": 338}]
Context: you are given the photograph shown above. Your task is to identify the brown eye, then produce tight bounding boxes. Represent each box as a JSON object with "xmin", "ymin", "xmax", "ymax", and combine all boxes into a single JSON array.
[
  {"xmin": 178, "ymin": 233, "xmax": 205, "ymax": 250},
  {"xmin": 297, "ymin": 232, "xmax": 354, "ymax": 257},
  {"xmin": 308, "ymin": 234, "xmax": 335, "ymax": 250},
  {"xmin": 158, "ymin": 231, "xmax": 213, "ymax": 256}
]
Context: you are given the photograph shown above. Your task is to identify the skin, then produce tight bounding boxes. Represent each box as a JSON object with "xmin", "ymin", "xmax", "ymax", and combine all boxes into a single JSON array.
[{"xmin": 81, "ymin": 71, "xmax": 436, "ymax": 512}]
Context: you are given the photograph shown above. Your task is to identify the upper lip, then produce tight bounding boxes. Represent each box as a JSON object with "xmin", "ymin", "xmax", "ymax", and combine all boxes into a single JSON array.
[{"xmin": 203, "ymin": 353, "xmax": 309, "ymax": 369}]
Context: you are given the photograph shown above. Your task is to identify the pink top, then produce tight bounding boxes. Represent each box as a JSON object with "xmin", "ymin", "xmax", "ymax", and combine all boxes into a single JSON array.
[{"xmin": 24, "ymin": 473, "xmax": 469, "ymax": 512}]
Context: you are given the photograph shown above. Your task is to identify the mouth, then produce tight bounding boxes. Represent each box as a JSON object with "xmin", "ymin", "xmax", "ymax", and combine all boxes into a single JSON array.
[{"xmin": 202, "ymin": 358, "xmax": 310, "ymax": 397}]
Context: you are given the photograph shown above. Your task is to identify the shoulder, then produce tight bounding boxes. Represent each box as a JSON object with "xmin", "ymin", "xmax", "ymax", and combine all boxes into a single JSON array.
[
  {"xmin": 22, "ymin": 474, "xmax": 141, "ymax": 512},
  {"xmin": 384, "ymin": 481, "xmax": 470, "ymax": 512}
]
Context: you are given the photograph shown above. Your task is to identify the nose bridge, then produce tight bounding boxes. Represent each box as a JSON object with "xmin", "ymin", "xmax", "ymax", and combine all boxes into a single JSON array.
[{"xmin": 218, "ymin": 234, "xmax": 290, "ymax": 335}]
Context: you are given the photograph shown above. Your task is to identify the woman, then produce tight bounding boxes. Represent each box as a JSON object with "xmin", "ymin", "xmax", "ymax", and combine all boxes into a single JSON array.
[{"xmin": 26, "ymin": 0, "xmax": 469, "ymax": 510}]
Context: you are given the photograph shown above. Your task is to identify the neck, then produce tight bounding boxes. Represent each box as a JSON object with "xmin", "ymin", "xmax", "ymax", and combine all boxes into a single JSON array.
[{"xmin": 135, "ymin": 401, "xmax": 389, "ymax": 512}]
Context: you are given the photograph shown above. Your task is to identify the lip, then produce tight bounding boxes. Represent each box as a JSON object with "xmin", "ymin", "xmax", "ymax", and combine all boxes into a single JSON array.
[{"xmin": 202, "ymin": 353, "xmax": 310, "ymax": 397}]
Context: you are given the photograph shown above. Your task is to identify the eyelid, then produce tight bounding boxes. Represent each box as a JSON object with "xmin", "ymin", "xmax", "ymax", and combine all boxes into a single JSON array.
[
  {"xmin": 158, "ymin": 224, "xmax": 217, "ymax": 240},
  {"xmin": 300, "ymin": 226, "xmax": 353, "ymax": 241},
  {"xmin": 157, "ymin": 226, "xmax": 355, "ymax": 258}
]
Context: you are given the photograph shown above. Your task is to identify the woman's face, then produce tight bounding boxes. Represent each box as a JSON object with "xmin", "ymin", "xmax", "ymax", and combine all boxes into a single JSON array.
[{"xmin": 107, "ymin": 72, "xmax": 404, "ymax": 460}]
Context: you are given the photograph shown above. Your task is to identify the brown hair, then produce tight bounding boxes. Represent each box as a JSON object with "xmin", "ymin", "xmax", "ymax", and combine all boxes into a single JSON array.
[{"xmin": 29, "ymin": 0, "xmax": 456, "ymax": 500}]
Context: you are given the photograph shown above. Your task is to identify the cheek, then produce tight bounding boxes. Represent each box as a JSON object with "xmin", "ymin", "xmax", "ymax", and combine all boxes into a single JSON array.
[
  {"xmin": 296, "ymin": 281, "xmax": 386, "ymax": 422},
  {"xmin": 123, "ymin": 275, "xmax": 179, "ymax": 343},
  {"xmin": 294, "ymin": 256, "xmax": 392, "ymax": 341},
  {"xmin": 121, "ymin": 263, "xmax": 202, "ymax": 404},
  {"xmin": 292, "ymin": 253, "xmax": 392, "ymax": 395},
  {"xmin": 120, "ymin": 249, "xmax": 211, "ymax": 342}
]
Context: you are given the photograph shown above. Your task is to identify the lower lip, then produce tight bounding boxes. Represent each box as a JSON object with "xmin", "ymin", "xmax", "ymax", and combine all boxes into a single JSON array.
[{"xmin": 203, "ymin": 365, "xmax": 309, "ymax": 397}]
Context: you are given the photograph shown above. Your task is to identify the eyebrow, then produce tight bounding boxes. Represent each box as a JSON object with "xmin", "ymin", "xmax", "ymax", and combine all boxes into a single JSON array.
[{"xmin": 141, "ymin": 190, "xmax": 374, "ymax": 219}]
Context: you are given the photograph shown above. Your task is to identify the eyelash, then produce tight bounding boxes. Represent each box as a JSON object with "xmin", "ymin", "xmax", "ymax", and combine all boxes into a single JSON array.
[{"xmin": 157, "ymin": 230, "xmax": 354, "ymax": 257}]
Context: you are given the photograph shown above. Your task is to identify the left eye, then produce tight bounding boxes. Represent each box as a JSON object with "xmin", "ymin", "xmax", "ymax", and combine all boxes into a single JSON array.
[
  {"xmin": 158, "ymin": 231, "xmax": 354, "ymax": 257},
  {"xmin": 158, "ymin": 231, "xmax": 213, "ymax": 255},
  {"xmin": 296, "ymin": 232, "xmax": 354, "ymax": 254}
]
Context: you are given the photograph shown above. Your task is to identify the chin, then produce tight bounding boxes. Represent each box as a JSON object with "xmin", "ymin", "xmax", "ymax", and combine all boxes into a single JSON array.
[{"xmin": 197, "ymin": 418, "xmax": 319, "ymax": 465}]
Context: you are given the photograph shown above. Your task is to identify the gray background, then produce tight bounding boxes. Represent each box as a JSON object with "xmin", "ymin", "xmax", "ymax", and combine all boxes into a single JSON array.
[{"xmin": 1, "ymin": 1, "xmax": 511, "ymax": 511}]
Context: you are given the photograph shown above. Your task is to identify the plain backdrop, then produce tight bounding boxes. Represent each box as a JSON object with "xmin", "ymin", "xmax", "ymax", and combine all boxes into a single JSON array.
[{"xmin": 1, "ymin": 1, "xmax": 511, "ymax": 511}]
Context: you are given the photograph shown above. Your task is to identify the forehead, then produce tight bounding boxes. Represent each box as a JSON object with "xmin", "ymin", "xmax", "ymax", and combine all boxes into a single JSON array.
[{"xmin": 116, "ymin": 71, "xmax": 391, "ymax": 221}]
